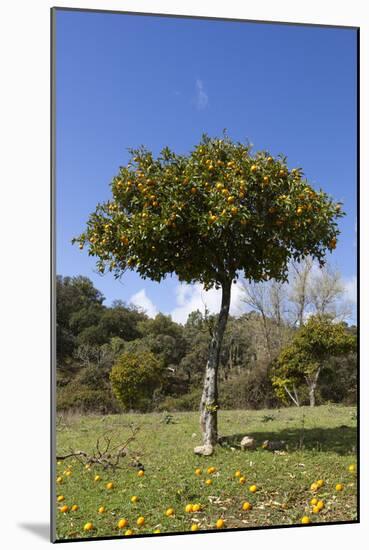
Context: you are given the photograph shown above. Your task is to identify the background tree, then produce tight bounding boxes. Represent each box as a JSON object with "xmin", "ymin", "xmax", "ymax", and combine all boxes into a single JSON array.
[
  {"xmin": 74, "ymin": 134, "xmax": 343, "ymax": 455},
  {"xmin": 272, "ymin": 314, "xmax": 356, "ymax": 407},
  {"xmin": 110, "ymin": 351, "xmax": 165, "ymax": 411}
]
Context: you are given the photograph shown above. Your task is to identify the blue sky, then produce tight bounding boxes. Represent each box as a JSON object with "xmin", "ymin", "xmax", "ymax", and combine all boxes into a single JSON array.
[{"xmin": 55, "ymin": 10, "xmax": 357, "ymax": 323}]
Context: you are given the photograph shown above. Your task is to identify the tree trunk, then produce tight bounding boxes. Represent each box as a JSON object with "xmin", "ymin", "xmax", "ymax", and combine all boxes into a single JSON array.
[
  {"xmin": 306, "ymin": 367, "xmax": 320, "ymax": 408},
  {"xmin": 195, "ymin": 279, "xmax": 232, "ymax": 455}
]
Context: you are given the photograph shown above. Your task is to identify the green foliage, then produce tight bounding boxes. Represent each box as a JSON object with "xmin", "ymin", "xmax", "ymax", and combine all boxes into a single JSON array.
[
  {"xmin": 74, "ymin": 134, "xmax": 343, "ymax": 289},
  {"xmin": 110, "ymin": 351, "xmax": 165, "ymax": 411},
  {"xmin": 272, "ymin": 315, "xmax": 356, "ymax": 403}
]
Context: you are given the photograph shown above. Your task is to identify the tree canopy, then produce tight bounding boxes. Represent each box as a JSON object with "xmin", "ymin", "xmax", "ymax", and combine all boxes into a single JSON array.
[{"xmin": 73, "ymin": 134, "xmax": 343, "ymax": 290}]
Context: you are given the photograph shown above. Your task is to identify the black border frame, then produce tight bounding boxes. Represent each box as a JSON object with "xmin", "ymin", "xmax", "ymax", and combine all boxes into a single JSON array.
[{"xmin": 50, "ymin": 6, "xmax": 360, "ymax": 543}]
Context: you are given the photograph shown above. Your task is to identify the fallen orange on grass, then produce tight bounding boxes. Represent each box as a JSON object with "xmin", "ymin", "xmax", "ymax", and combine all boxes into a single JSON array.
[
  {"xmin": 165, "ymin": 508, "xmax": 175, "ymax": 517},
  {"xmin": 301, "ymin": 516, "xmax": 311, "ymax": 524},
  {"xmin": 216, "ymin": 519, "xmax": 225, "ymax": 529},
  {"xmin": 83, "ymin": 522, "xmax": 94, "ymax": 531},
  {"xmin": 118, "ymin": 519, "xmax": 128, "ymax": 529},
  {"xmin": 242, "ymin": 502, "xmax": 252, "ymax": 511}
]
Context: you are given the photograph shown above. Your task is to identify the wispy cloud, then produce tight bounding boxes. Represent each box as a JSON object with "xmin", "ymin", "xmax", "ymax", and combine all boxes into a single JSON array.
[
  {"xmin": 170, "ymin": 281, "xmax": 245, "ymax": 324},
  {"xmin": 129, "ymin": 289, "xmax": 158, "ymax": 318},
  {"xmin": 344, "ymin": 275, "xmax": 357, "ymax": 304},
  {"xmin": 195, "ymin": 79, "xmax": 208, "ymax": 110}
]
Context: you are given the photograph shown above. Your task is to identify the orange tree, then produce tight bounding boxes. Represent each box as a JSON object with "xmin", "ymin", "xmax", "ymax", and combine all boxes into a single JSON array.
[{"xmin": 73, "ymin": 134, "xmax": 343, "ymax": 455}]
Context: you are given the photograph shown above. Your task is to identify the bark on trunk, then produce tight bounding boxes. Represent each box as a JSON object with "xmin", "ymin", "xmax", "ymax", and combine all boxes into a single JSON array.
[
  {"xmin": 306, "ymin": 367, "xmax": 320, "ymax": 408},
  {"xmin": 195, "ymin": 279, "xmax": 232, "ymax": 455}
]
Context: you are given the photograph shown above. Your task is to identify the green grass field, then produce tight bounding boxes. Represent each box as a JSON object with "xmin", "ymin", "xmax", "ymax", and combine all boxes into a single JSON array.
[{"xmin": 55, "ymin": 405, "xmax": 357, "ymax": 540}]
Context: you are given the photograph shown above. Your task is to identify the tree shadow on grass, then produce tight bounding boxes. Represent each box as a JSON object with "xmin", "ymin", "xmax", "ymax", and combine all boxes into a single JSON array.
[{"xmin": 218, "ymin": 426, "xmax": 357, "ymax": 455}]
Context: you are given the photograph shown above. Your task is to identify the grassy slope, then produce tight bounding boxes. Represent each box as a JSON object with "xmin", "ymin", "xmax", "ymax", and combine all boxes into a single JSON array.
[{"xmin": 55, "ymin": 405, "xmax": 357, "ymax": 540}]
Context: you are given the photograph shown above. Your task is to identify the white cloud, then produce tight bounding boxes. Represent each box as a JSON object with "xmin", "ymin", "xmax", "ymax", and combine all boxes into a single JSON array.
[
  {"xmin": 171, "ymin": 281, "xmax": 245, "ymax": 324},
  {"xmin": 344, "ymin": 275, "xmax": 357, "ymax": 304},
  {"xmin": 129, "ymin": 289, "xmax": 158, "ymax": 318},
  {"xmin": 195, "ymin": 79, "xmax": 208, "ymax": 110}
]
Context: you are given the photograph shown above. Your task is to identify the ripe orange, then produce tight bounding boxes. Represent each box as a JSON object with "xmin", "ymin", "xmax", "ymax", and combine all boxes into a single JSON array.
[
  {"xmin": 137, "ymin": 470, "xmax": 145, "ymax": 477},
  {"xmin": 235, "ymin": 470, "xmax": 242, "ymax": 478},
  {"xmin": 242, "ymin": 502, "xmax": 252, "ymax": 511},
  {"xmin": 310, "ymin": 498, "xmax": 318, "ymax": 506},
  {"xmin": 131, "ymin": 496, "xmax": 139, "ymax": 503},
  {"xmin": 312, "ymin": 506, "xmax": 320, "ymax": 514},
  {"xmin": 301, "ymin": 516, "xmax": 311, "ymax": 524},
  {"xmin": 250, "ymin": 165, "xmax": 257, "ymax": 172},
  {"xmin": 317, "ymin": 501, "xmax": 324, "ymax": 510},
  {"xmin": 71, "ymin": 504, "xmax": 78, "ymax": 512},
  {"xmin": 125, "ymin": 529, "xmax": 133, "ymax": 536},
  {"xmin": 316, "ymin": 480, "xmax": 324, "ymax": 488},
  {"xmin": 118, "ymin": 519, "xmax": 128, "ymax": 529},
  {"xmin": 165, "ymin": 508, "xmax": 175, "ymax": 517},
  {"xmin": 98, "ymin": 506, "xmax": 106, "ymax": 514},
  {"xmin": 216, "ymin": 519, "xmax": 225, "ymax": 529},
  {"xmin": 195, "ymin": 468, "xmax": 202, "ymax": 476},
  {"xmin": 239, "ymin": 476, "xmax": 246, "ymax": 485},
  {"xmin": 191, "ymin": 524, "xmax": 199, "ymax": 532},
  {"xmin": 207, "ymin": 466, "xmax": 216, "ymax": 474},
  {"xmin": 137, "ymin": 516, "xmax": 145, "ymax": 526},
  {"xmin": 192, "ymin": 504, "xmax": 201, "ymax": 512},
  {"xmin": 94, "ymin": 475, "xmax": 101, "ymax": 482},
  {"xmin": 106, "ymin": 482, "xmax": 114, "ymax": 490},
  {"xmin": 59, "ymin": 505, "xmax": 69, "ymax": 513},
  {"xmin": 205, "ymin": 479, "xmax": 213, "ymax": 486},
  {"xmin": 249, "ymin": 485, "xmax": 257, "ymax": 493},
  {"xmin": 57, "ymin": 495, "xmax": 65, "ymax": 502},
  {"xmin": 335, "ymin": 483, "xmax": 344, "ymax": 491},
  {"xmin": 310, "ymin": 482, "xmax": 318, "ymax": 492},
  {"xmin": 185, "ymin": 504, "xmax": 194, "ymax": 513},
  {"xmin": 83, "ymin": 522, "xmax": 94, "ymax": 531}
]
